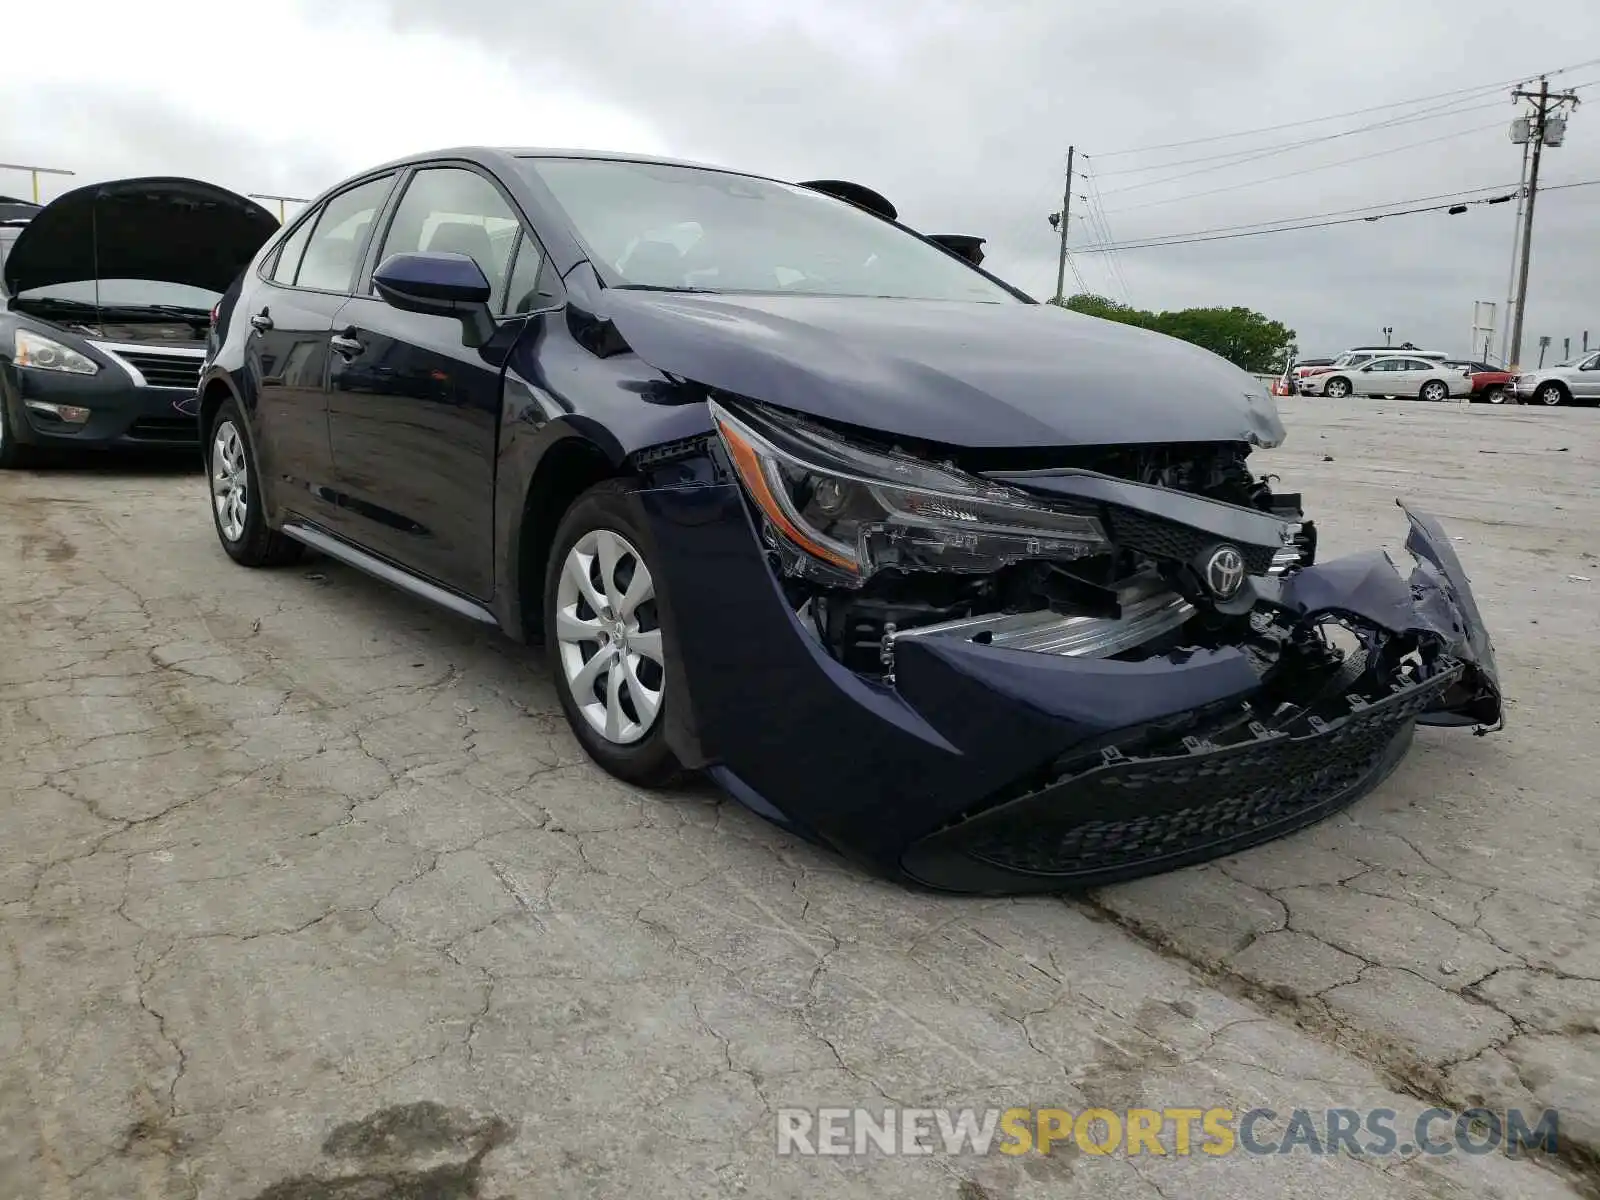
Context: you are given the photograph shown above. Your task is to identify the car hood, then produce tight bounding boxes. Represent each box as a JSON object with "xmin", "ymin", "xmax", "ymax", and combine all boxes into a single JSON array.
[
  {"xmin": 3, "ymin": 176, "xmax": 279, "ymax": 296},
  {"xmin": 597, "ymin": 290, "xmax": 1286, "ymax": 449}
]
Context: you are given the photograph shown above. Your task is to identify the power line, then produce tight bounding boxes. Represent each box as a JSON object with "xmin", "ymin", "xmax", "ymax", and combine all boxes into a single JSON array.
[
  {"xmin": 1074, "ymin": 188, "xmax": 1528, "ymax": 254},
  {"xmin": 1091, "ymin": 56, "xmax": 1600, "ymax": 159},
  {"xmin": 1082, "ymin": 181, "xmax": 1519, "ymax": 248},
  {"xmin": 1090, "ymin": 93, "xmax": 1508, "ymax": 186},
  {"xmin": 1101, "ymin": 120, "xmax": 1505, "ymax": 215}
]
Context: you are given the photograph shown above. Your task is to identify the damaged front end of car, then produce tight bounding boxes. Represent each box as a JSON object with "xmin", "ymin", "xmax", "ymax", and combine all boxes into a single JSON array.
[{"xmin": 645, "ymin": 397, "xmax": 1501, "ymax": 893}]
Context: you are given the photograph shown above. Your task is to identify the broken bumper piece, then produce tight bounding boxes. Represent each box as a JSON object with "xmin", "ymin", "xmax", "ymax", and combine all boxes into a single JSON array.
[{"xmin": 640, "ymin": 486, "xmax": 1503, "ymax": 895}]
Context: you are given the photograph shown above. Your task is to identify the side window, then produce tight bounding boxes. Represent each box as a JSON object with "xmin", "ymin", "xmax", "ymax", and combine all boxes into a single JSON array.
[
  {"xmin": 499, "ymin": 232, "xmax": 560, "ymax": 315},
  {"xmin": 269, "ymin": 217, "xmax": 316, "ymax": 286},
  {"xmin": 374, "ymin": 167, "xmax": 520, "ymax": 301},
  {"xmin": 295, "ymin": 175, "xmax": 395, "ymax": 293}
]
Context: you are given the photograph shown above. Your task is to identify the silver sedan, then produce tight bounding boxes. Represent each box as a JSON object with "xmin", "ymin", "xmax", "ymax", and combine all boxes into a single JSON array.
[
  {"xmin": 1510, "ymin": 351, "xmax": 1600, "ymax": 406},
  {"xmin": 1314, "ymin": 355, "xmax": 1471, "ymax": 401}
]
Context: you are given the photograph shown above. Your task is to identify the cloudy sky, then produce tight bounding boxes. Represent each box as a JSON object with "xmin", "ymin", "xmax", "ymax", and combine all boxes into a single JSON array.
[{"xmin": 5, "ymin": 0, "xmax": 1599, "ymax": 363}]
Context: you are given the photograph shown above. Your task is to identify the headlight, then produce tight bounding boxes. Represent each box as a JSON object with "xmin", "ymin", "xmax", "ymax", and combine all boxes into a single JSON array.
[
  {"xmin": 14, "ymin": 329, "xmax": 99, "ymax": 375},
  {"xmin": 709, "ymin": 400, "xmax": 1109, "ymax": 585}
]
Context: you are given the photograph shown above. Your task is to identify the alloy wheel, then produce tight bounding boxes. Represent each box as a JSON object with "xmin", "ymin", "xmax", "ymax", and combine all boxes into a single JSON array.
[
  {"xmin": 1539, "ymin": 384, "xmax": 1564, "ymax": 406},
  {"xmin": 211, "ymin": 420, "xmax": 249, "ymax": 542},
  {"xmin": 1486, "ymin": 387, "xmax": 1505, "ymax": 404},
  {"xmin": 555, "ymin": 528, "xmax": 665, "ymax": 745},
  {"xmin": 1326, "ymin": 379, "xmax": 1350, "ymax": 398},
  {"xmin": 1422, "ymin": 382, "xmax": 1447, "ymax": 402}
]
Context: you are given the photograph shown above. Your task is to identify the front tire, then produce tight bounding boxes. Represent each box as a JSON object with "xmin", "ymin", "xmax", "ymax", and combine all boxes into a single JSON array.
[
  {"xmin": 1484, "ymin": 386, "xmax": 1506, "ymax": 404},
  {"xmin": 1324, "ymin": 377, "xmax": 1351, "ymax": 398},
  {"xmin": 544, "ymin": 479, "xmax": 683, "ymax": 788},
  {"xmin": 0, "ymin": 396, "xmax": 38, "ymax": 469},
  {"xmin": 207, "ymin": 400, "xmax": 303, "ymax": 567},
  {"xmin": 1536, "ymin": 382, "xmax": 1568, "ymax": 407}
]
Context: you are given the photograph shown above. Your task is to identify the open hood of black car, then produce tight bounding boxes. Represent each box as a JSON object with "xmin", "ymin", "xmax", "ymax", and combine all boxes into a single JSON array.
[
  {"xmin": 598, "ymin": 290, "xmax": 1287, "ymax": 450},
  {"xmin": 3, "ymin": 176, "xmax": 279, "ymax": 296}
]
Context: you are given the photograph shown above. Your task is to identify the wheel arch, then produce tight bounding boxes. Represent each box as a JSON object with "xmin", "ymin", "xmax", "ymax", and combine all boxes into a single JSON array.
[
  {"xmin": 1536, "ymin": 378, "xmax": 1570, "ymax": 404},
  {"xmin": 510, "ymin": 431, "xmax": 627, "ymax": 643}
]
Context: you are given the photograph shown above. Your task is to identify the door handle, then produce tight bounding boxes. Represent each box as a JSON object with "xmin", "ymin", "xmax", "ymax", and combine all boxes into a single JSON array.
[
  {"xmin": 329, "ymin": 334, "xmax": 364, "ymax": 359},
  {"xmin": 249, "ymin": 311, "xmax": 273, "ymax": 332}
]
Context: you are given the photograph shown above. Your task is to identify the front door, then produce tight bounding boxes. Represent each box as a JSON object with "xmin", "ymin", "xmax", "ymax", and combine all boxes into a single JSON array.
[
  {"xmin": 325, "ymin": 165, "xmax": 526, "ymax": 601},
  {"xmin": 1572, "ymin": 352, "xmax": 1600, "ymax": 399}
]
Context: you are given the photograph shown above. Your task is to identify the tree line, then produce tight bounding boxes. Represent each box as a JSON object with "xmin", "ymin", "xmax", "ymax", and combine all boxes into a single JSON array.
[{"xmin": 1051, "ymin": 294, "xmax": 1295, "ymax": 375}]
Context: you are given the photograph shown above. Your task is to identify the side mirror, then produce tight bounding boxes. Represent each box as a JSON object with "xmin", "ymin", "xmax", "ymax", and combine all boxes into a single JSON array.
[
  {"xmin": 1360, "ymin": 366, "xmax": 1373, "ymax": 373},
  {"xmin": 373, "ymin": 252, "xmax": 496, "ymax": 347}
]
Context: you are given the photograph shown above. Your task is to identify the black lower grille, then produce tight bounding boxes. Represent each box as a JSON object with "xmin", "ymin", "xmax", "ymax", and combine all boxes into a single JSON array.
[
  {"xmin": 1105, "ymin": 505, "xmax": 1277, "ymax": 575},
  {"xmin": 127, "ymin": 416, "xmax": 200, "ymax": 442},
  {"xmin": 117, "ymin": 350, "xmax": 202, "ymax": 390},
  {"xmin": 941, "ymin": 663, "xmax": 1460, "ymax": 882}
]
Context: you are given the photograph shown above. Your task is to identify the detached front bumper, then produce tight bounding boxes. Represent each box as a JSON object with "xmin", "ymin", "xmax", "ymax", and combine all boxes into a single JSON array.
[{"xmin": 639, "ymin": 485, "xmax": 1502, "ymax": 894}]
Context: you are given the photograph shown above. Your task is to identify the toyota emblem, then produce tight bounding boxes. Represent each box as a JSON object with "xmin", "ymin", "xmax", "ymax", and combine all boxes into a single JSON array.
[{"xmin": 1204, "ymin": 545, "xmax": 1246, "ymax": 599}]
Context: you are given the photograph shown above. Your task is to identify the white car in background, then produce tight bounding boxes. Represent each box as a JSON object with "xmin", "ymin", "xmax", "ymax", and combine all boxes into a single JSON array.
[{"xmin": 1308, "ymin": 354, "xmax": 1469, "ymax": 401}]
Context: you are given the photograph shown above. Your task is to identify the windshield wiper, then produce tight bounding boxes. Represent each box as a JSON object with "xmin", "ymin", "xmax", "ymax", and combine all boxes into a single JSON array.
[{"xmin": 611, "ymin": 283, "xmax": 723, "ymax": 294}]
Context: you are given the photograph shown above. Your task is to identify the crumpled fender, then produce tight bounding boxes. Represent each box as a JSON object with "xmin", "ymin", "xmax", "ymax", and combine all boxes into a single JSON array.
[{"xmin": 1261, "ymin": 502, "xmax": 1503, "ymax": 730}]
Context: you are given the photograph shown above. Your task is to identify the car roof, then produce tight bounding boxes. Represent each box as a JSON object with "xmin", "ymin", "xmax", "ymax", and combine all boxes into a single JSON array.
[{"xmin": 354, "ymin": 145, "xmax": 776, "ymax": 185}]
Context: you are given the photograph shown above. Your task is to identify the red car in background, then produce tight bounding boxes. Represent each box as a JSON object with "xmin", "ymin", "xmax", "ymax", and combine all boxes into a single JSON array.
[{"xmin": 1442, "ymin": 360, "xmax": 1514, "ymax": 404}]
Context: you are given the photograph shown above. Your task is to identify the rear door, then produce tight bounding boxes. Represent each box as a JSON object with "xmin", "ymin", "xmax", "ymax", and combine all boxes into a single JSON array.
[
  {"xmin": 1395, "ymin": 358, "xmax": 1433, "ymax": 396},
  {"xmin": 245, "ymin": 174, "xmax": 395, "ymax": 520},
  {"xmin": 325, "ymin": 164, "xmax": 528, "ymax": 600}
]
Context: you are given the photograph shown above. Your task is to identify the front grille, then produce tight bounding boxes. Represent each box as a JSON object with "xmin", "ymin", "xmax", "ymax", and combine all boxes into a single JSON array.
[
  {"xmin": 946, "ymin": 663, "xmax": 1460, "ymax": 882},
  {"xmin": 1104, "ymin": 505, "xmax": 1276, "ymax": 575},
  {"xmin": 126, "ymin": 416, "xmax": 200, "ymax": 443},
  {"xmin": 116, "ymin": 350, "xmax": 202, "ymax": 390}
]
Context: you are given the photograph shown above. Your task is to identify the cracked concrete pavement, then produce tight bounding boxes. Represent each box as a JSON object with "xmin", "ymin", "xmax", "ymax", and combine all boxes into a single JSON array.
[{"xmin": 1, "ymin": 398, "xmax": 1595, "ymax": 1198}]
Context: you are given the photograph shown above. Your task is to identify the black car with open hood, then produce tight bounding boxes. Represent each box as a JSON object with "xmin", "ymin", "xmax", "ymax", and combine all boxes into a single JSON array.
[{"xmin": 0, "ymin": 176, "xmax": 277, "ymax": 467}]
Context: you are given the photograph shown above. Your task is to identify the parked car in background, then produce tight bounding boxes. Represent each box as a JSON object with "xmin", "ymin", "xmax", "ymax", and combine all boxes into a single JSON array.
[
  {"xmin": 1299, "ymin": 348, "xmax": 1450, "ymax": 395},
  {"xmin": 1305, "ymin": 351, "xmax": 1458, "ymax": 398},
  {"xmin": 1278, "ymin": 356, "xmax": 1333, "ymax": 393},
  {"xmin": 1314, "ymin": 355, "xmax": 1471, "ymax": 401},
  {"xmin": 0, "ymin": 177, "xmax": 278, "ymax": 468},
  {"xmin": 1510, "ymin": 351, "xmax": 1600, "ymax": 406},
  {"xmin": 196, "ymin": 146, "xmax": 1501, "ymax": 894},
  {"xmin": 1440, "ymin": 359, "xmax": 1514, "ymax": 404},
  {"xmin": 0, "ymin": 196, "xmax": 38, "ymax": 278}
]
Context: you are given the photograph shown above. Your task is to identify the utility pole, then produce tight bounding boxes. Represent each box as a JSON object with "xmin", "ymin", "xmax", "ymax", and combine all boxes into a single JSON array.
[
  {"xmin": 1049, "ymin": 146, "xmax": 1075, "ymax": 306},
  {"xmin": 1507, "ymin": 76, "xmax": 1580, "ymax": 372},
  {"xmin": 0, "ymin": 161, "xmax": 75, "ymax": 204},
  {"xmin": 1499, "ymin": 134, "xmax": 1531, "ymax": 366},
  {"xmin": 1382, "ymin": 326, "xmax": 1393, "ymax": 346}
]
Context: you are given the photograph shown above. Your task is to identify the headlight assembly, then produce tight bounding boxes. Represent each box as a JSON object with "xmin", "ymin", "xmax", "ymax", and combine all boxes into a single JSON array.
[
  {"xmin": 14, "ymin": 329, "xmax": 99, "ymax": 376},
  {"xmin": 709, "ymin": 400, "xmax": 1108, "ymax": 585}
]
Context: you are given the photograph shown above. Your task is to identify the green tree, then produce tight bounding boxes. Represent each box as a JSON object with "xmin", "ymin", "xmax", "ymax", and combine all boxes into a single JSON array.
[{"xmin": 1056, "ymin": 293, "xmax": 1295, "ymax": 374}]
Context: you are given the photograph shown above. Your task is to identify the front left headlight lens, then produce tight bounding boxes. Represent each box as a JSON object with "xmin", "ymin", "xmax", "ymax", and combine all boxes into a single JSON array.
[
  {"xmin": 14, "ymin": 329, "xmax": 99, "ymax": 375},
  {"xmin": 710, "ymin": 400, "xmax": 1109, "ymax": 586}
]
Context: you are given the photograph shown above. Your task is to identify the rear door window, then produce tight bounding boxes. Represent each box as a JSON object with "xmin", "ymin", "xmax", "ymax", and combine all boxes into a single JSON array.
[{"xmin": 293, "ymin": 175, "xmax": 396, "ymax": 293}]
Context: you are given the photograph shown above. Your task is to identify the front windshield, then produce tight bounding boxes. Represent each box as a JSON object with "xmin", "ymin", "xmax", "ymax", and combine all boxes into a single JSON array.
[
  {"xmin": 518, "ymin": 157, "xmax": 1017, "ymax": 304},
  {"xmin": 15, "ymin": 278, "xmax": 219, "ymax": 311},
  {"xmin": 1331, "ymin": 353, "xmax": 1369, "ymax": 368}
]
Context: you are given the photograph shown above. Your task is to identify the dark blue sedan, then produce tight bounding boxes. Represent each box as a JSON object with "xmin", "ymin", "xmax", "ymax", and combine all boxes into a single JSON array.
[{"xmin": 197, "ymin": 147, "xmax": 1503, "ymax": 893}]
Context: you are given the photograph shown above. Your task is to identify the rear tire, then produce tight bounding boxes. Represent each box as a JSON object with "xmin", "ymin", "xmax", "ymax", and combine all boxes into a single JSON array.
[
  {"xmin": 1324, "ymin": 377, "xmax": 1351, "ymax": 398},
  {"xmin": 1536, "ymin": 382, "xmax": 1568, "ymax": 407},
  {"xmin": 206, "ymin": 400, "xmax": 303, "ymax": 567},
  {"xmin": 1420, "ymin": 380, "xmax": 1449, "ymax": 403},
  {"xmin": 544, "ymin": 479, "xmax": 684, "ymax": 789}
]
